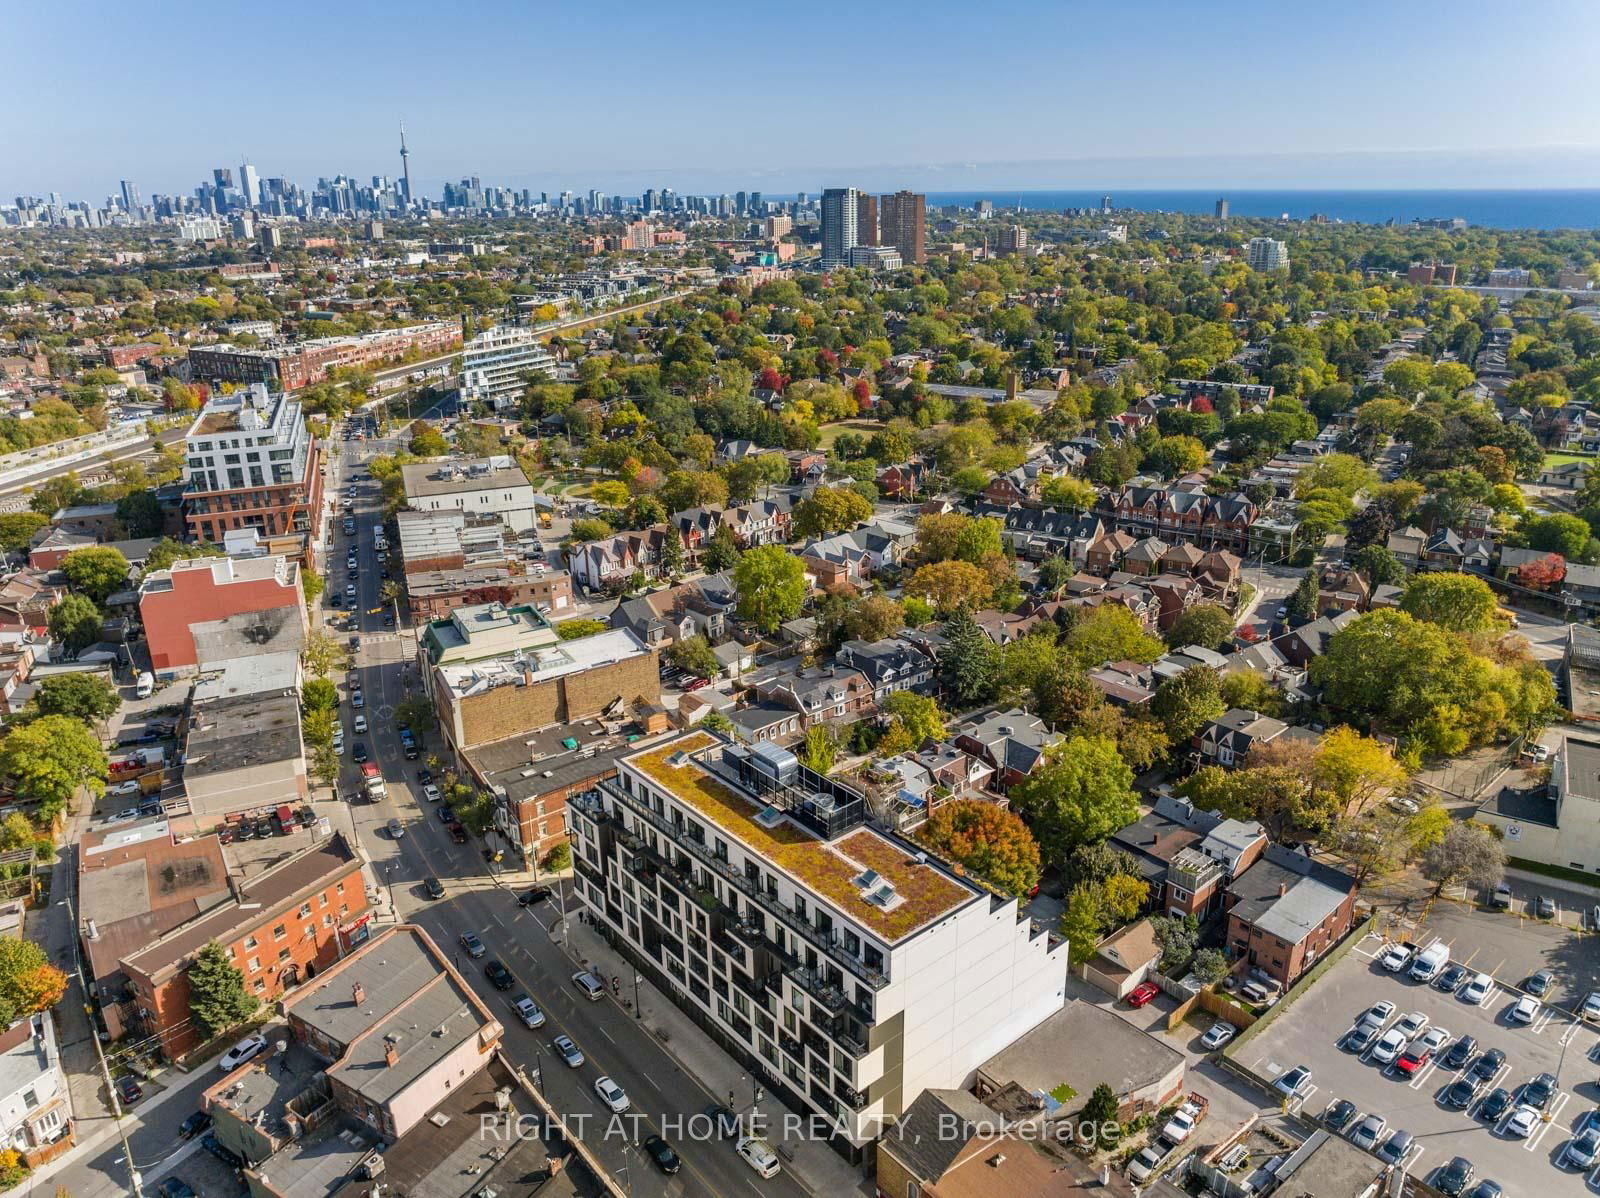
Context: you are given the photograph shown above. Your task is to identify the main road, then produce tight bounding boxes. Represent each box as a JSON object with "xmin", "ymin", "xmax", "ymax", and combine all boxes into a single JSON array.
[{"xmin": 326, "ymin": 430, "xmax": 815, "ymax": 1198}]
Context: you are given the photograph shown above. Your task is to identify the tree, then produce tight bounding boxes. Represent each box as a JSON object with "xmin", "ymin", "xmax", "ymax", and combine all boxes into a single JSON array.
[
  {"xmin": 0, "ymin": 715, "xmax": 107, "ymax": 820},
  {"xmin": 27, "ymin": 474, "xmax": 84, "ymax": 517},
  {"xmin": 919, "ymin": 800, "xmax": 1041, "ymax": 896},
  {"xmin": 33, "ymin": 674, "xmax": 119, "ymax": 723},
  {"xmin": 1010, "ymin": 735, "xmax": 1139, "ymax": 860},
  {"xmin": 1181, "ymin": 760, "xmax": 1340, "ymax": 844},
  {"xmin": 883, "ymin": 691, "xmax": 946, "ymax": 746},
  {"xmin": 1350, "ymin": 544, "xmax": 1407, "ymax": 587},
  {"xmin": 1286, "ymin": 569, "xmax": 1320, "ymax": 622},
  {"xmin": 60, "ymin": 547, "xmax": 129, "ymax": 604},
  {"xmin": 186, "ymin": 942, "xmax": 260, "ymax": 1039},
  {"xmin": 700, "ymin": 526, "xmax": 742, "ymax": 572},
  {"xmin": 1516, "ymin": 553, "xmax": 1565, "ymax": 591},
  {"xmin": 1220, "ymin": 670, "xmax": 1286, "ymax": 717},
  {"xmin": 301, "ymin": 631, "xmax": 348, "ymax": 679},
  {"xmin": 408, "ymin": 420, "xmax": 448, "ymax": 456},
  {"xmin": 734, "ymin": 546, "xmax": 807, "ymax": 633},
  {"xmin": 1037, "ymin": 555, "xmax": 1075, "ymax": 594},
  {"xmin": 701, "ymin": 710, "xmax": 734, "ymax": 735},
  {"xmin": 300, "ymin": 677, "xmax": 338, "ymax": 712},
  {"xmin": 1420, "ymin": 823, "xmax": 1505, "ymax": 895},
  {"xmin": 1063, "ymin": 605, "xmax": 1163, "ymax": 669},
  {"xmin": 394, "ymin": 695, "xmax": 436, "ymax": 734},
  {"xmin": 1146, "ymin": 434, "xmax": 1209, "ymax": 478},
  {"xmin": 1399, "ymin": 573, "xmax": 1499, "ymax": 635},
  {"xmin": 141, "ymin": 537, "xmax": 223, "ymax": 574},
  {"xmin": 1312, "ymin": 726, "xmax": 1408, "ymax": 814},
  {"xmin": 1061, "ymin": 886, "xmax": 1105, "ymax": 967},
  {"xmin": 570, "ymin": 517, "xmax": 613, "ymax": 543},
  {"xmin": 1328, "ymin": 812, "xmax": 1410, "ymax": 884},
  {"xmin": 905, "ymin": 560, "xmax": 992, "ymax": 614},
  {"xmin": 937, "ymin": 610, "xmax": 996, "ymax": 707},
  {"xmin": 589, "ymin": 480, "xmax": 630, "ymax": 508},
  {"xmin": 1081, "ymin": 1084, "xmax": 1121, "ymax": 1147},
  {"xmin": 0, "ymin": 939, "xmax": 66, "ymax": 1028},
  {"xmin": 1165, "ymin": 603, "xmax": 1236, "ymax": 651},
  {"xmin": 1345, "ymin": 503, "xmax": 1395, "ymax": 553},
  {"xmin": 556, "ymin": 617, "xmax": 608, "ymax": 640},
  {"xmin": 1040, "ymin": 475, "xmax": 1097, "ymax": 510},
  {"xmin": 800, "ymin": 725, "xmax": 837, "ymax": 774},
  {"xmin": 1151, "ymin": 666, "xmax": 1226, "ymax": 744},
  {"xmin": 1520, "ymin": 512, "xmax": 1595, "ymax": 561},
  {"xmin": 844, "ymin": 595, "xmax": 905, "ymax": 643},
  {"xmin": 792, "ymin": 487, "xmax": 873, "ymax": 537},
  {"xmin": 542, "ymin": 842, "xmax": 572, "ymax": 872},
  {"xmin": 1151, "ymin": 914, "xmax": 1200, "ymax": 972},
  {"xmin": 301, "ymin": 565, "xmax": 326, "ymax": 605},
  {"xmin": 1405, "ymin": 805, "xmax": 1451, "ymax": 857},
  {"xmin": 0, "ymin": 512, "xmax": 47, "ymax": 555},
  {"xmin": 47, "ymin": 594, "xmax": 102, "ymax": 654},
  {"xmin": 667, "ymin": 635, "xmax": 720, "ymax": 680},
  {"xmin": 116, "ymin": 491, "xmax": 164, "ymax": 538},
  {"xmin": 1191, "ymin": 948, "xmax": 1229, "ymax": 985}
]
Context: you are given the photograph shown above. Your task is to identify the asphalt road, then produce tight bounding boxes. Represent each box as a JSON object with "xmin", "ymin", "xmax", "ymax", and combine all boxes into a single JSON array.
[{"xmin": 323, "ymin": 429, "xmax": 811, "ymax": 1198}]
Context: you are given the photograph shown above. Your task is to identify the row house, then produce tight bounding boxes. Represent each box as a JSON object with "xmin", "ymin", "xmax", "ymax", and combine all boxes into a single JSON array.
[
  {"xmin": 786, "ymin": 449, "xmax": 827, "ymax": 483},
  {"xmin": 752, "ymin": 665, "xmax": 873, "ymax": 727},
  {"xmin": 799, "ymin": 519, "xmax": 916, "ymax": 590},
  {"xmin": 974, "ymin": 503, "xmax": 1105, "ymax": 565},
  {"xmin": 1102, "ymin": 485, "xmax": 1258, "ymax": 553},
  {"xmin": 610, "ymin": 573, "xmax": 738, "ymax": 648},
  {"xmin": 1192, "ymin": 707, "xmax": 1313, "ymax": 767},
  {"xmin": 835, "ymin": 638, "xmax": 935, "ymax": 701},
  {"xmin": 567, "ymin": 526, "xmax": 671, "ymax": 592},
  {"xmin": 1316, "ymin": 565, "xmax": 1371, "ymax": 613},
  {"xmin": 876, "ymin": 456, "xmax": 934, "ymax": 500},
  {"xmin": 1109, "ymin": 794, "xmax": 1268, "ymax": 920},
  {"xmin": 983, "ymin": 467, "xmax": 1036, "ymax": 507},
  {"xmin": 951, "ymin": 708, "xmax": 1059, "ymax": 792}
]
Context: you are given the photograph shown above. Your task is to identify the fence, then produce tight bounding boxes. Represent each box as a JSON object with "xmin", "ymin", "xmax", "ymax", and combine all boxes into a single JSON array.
[{"xmin": 1228, "ymin": 913, "xmax": 1377, "ymax": 1056}]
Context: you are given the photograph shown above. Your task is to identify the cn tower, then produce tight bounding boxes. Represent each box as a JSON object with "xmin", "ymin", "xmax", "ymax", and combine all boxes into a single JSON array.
[{"xmin": 399, "ymin": 121, "xmax": 412, "ymax": 206}]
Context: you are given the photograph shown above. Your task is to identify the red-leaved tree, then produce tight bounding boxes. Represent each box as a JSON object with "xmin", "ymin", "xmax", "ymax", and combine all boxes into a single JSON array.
[{"xmin": 1518, "ymin": 553, "xmax": 1566, "ymax": 591}]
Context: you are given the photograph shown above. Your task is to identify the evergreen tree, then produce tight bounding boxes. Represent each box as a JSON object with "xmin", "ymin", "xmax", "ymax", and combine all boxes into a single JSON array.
[
  {"xmin": 187, "ymin": 942, "xmax": 260, "ymax": 1039},
  {"xmin": 1286, "ymin": 569, "xmax": 1320, "ymax": 623},
  {"xmin": 1082, "ymin": 1083, "xmax": 1122, "ymax": 1146},
  {"xmin": 937, "ymin": 610, "xmax": 995, "ymax": 707}
]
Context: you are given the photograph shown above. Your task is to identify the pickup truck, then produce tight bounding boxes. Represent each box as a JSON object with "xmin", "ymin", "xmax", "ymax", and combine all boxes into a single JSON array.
[{"xmin": 1160, "ymin": 1092, "xmax": 1208, "ymax": 1146}]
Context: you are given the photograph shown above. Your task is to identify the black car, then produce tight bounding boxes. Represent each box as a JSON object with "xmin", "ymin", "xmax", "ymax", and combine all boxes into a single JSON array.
[
  {"xmin": 1442, "ymin": 1077, "xmax": 1478, "ymax": 1109},
  {"xmin": 1522, "ymin": 1071, "xmax": 1556, "ymax": 1110},
  {"xmin": 353, "ymin": 741, "xmax": 369, "ymax": 763},
  {"xmin": 114, "ymin": 1074, "xmax": 142, "ymax": 1106},
  {"xmin": 1465, "ymin": 1184, "xmax": 1501, "ymax": 1198},
  {"xmin": 425, "ymin": 876, "xmax": 446, "ymax": 900},
  {"xmin": 417, "ymin": 767, "xmax": 433, "ymax": 784},
  {"xmin": 1441, "ymin": 1035, "xmax": 1477, "ymax": 1070},
  {"xmin": 1323, "ymin": 1099, "xmax": 1358, "ymax": 1133},
  {"xmin": 1437, "ymin": 1157, "xmax": 1476, "ymax": 1198},
  {"xmin": 1435, "ymin": 964, "xmax": 1470, "ymax": 992},
  {"xmin": 1478, "ymin": 1087, "xmax": 1513, "ymax": 1122},
  {"xmin": 178, "ymin": 1110, "xmax": 212, "ymax": 1139},
  {"xmin": 348, "ymin": 635, "xmax": 360, "ymax": 650},
  {"xmin": 518, "ymin": 886, "xmax": 552, "ymax": 906},
  {"xmin": 201, "ymin": 1132, "xmax": 245, "ymax": 1169},
  {"xmin": 484, "ymin": 960, "xmax": 515, "ymax": 990},
  {"xmin": 643, "ymin": 1133, "xmax": 681, "ymax": 1175},
  {"xmin": 703, "ymin": 1103, "xmax": 740, "ymax": 1138},
  {"xmin": 1468, "ymin": 1047, "xmax": 1505, "ymax": 1084}
]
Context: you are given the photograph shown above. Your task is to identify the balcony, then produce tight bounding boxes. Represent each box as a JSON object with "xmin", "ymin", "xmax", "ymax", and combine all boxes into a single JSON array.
[
  {"xmin": 834, "ymin": 1083, "xmax": 869, "ymax": 1111},
  {"xmin": 599, "ymin": 780, "xmax": 888, "ymax": 991},
  {"xmin": 785, "ymin": 966, "xmax": 849, "ymax": 1015}
]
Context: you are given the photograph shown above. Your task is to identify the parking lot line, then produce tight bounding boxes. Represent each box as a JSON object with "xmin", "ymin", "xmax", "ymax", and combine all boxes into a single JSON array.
[
  {"xmin": 1402, "ymin": 1144, "xmax": 1426, "ymax": 1173},
  {"xmin": 1407, "ymin": 1060, "xmax": 1441, "ymax": 1090}
]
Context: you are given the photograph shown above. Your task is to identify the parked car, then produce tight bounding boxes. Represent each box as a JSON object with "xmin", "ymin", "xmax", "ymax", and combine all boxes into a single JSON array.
[
  {"xmin": 553, "ymin": 1034, "xmax": 584, "ymax": 1067},
  {"xmin": 1442, "ymin": 1077, "xmax": 1479, "ymax": 1109},
  {"xmin": 157, "ymin": 1180, "xmax": 196, "ymax": 1198},
  {"xmin": 1200, "ymin": 1021, "xmax": 1237, "ymax": 1050},
  {"xmin": 736, "ymin": 1136, "xmax": 782, "ymax": 1179},
  {"xmin": 1371, "ymin": 1028, "xmax": 1408, "ymax": 1064},
  {"xmin": 572, "ymin": 970, "xmax": 604, "ymax": 1000},
  {"xmin": 1470, "ymin": 1047, "xmax": 1506, "ymax": 1083},
  {"xmin": 1357, "ymin": 1000, "xmax": 1396, "ymax": 1028},
  {"xmin": 114, "ymin": 1074, "xmax": 143, "ymax": 1106},
  {"xmin": 1525, "ymin": 970, "xmax": 1554, "ymax": 997},
  {"xmin": 1394, "ymin": 1047, "xmax": 1432, "ymax": 1077},
  {"xmin": 1508, "ymin": 995, "xmax": 1539, "ymax": 1024},
  {"xmin": 1465, "ymin": 1183, "xmax": 1501, "ymax": 1198},
  {"xmin": 1346, "ymin": 1023, "xmax": 1381, "ymax": 1054},
  {"xmin": 218, "ymin": 1033, "xmax": 268, "ymax": 1072},
  {"xmin": 1505, "ymin": 1105, "xmax": 1541, "ymax": 1138},
  {"xmin": 1127, "ymin": 1146, "xmax": 1165, "ymax": 1182},
  {"xmin": 1350, "ymin": 1114, "xmax": 1387, "ymax": 1151},
  {"xmin": 1490, "ymin": 884, "xmax": 1513, "ymax": 910},
  {"xmin": 1323, "ymin": 1099, "xmax": 1358, "ymax": 1134},
  {"xmin": 1581, "ymin": 992, "xmax": 1600, "ymax": 1022},
  {"xmin": 1126, "ymin": 981, "xmax": 1160, "ymax": 1008},
  {"xmin": 1436, "ymin": 1156, "xmax": 1476, "ymax": 1198},
  {"xmin": 422, "ymin": 784, "xmax": 441, "ymax": 803},
  {"xmin": 518, "ymin": 885, "xmax": 552, "ymax": 906},
  {"xmin": 1562, "ymin": 1122, "xmax": 1600, "ymax": 1170},
  {"xmin": 1379, "ymin": 944, "xmax": 1413, "ymax": 972},
  {"xmin": 1376, "ymin": 1129, "xmax": 1414, "ymax": 1165},
  {"xmin": 1479, "ymin": 1087, "xmax": 1514, "ymax": 1123},
  {"xmin": 201, "ymin": 1133, "xmax": 244, "ymax": 1168},
  {"xmin": 1435, "ymin": 964, "xmax": 1470, "ymax": 992},
  {"xmin": 448, "ymin": 822, "xmax": 466, "ymax": 844},
  {"xmin": 1460, "ymin": 973, "xmax": 1493, "ymax": 1005},
  {"xmin": 1393, "ymin": 1010, "xmax": 1428, "ymax": 1038},
  {"xmin": 1275, "ymin": 1065, "xmax": 1312, "ymax": 1097},
  {"xmin": 178, "ymin": 1110, "xmax": 212, "ymax": 1139},
  {"xmin": 424, "ymin": 876, "xmax": 446, "ymax": 900},
  {"xmin": 1522, "ymin": 1071, "xmax": 1556, "ymax": 1110},
  {"xmin": 1536, "ymin": 895, "xmax": 1558, "ymax": 919}
]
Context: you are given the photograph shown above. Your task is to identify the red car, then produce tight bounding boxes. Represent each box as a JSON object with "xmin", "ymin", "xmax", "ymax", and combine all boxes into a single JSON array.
[
  {"xmin": 1126, "ymin": 982, "xmax": 1161, "ymax": 1008},
  {"xmin": 682, "ymin": 677, "xmax": 710, "ymax": 692},
  {"xmin": 1394, "ymin": 1048, "xmax": 1430, "ymax": 1076},
  {"xmin": 447, "ymin": 822, "xmax": 467, "ymax": 844}
]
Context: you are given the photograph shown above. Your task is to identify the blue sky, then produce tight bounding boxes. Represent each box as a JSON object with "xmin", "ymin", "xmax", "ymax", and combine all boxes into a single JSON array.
[{"xmin": 13, "ymin": 0, "xmax": 1600, "ymax": 201}]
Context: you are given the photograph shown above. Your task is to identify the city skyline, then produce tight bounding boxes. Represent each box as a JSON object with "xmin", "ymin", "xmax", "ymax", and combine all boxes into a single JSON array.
[{"xmin": 12, "ymin": 0, "xmax": 1600, "ymax": 200}]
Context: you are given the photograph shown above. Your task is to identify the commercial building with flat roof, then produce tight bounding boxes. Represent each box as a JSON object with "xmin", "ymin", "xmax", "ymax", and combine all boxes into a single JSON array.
[
  {"xmin": 140, "ymin": 552, "xmax": 305, "ymax": 678},
  {"xmin": 401, "ymin": 456, "xmax": 539, "ymax": 533},
  {"xmin": 181, "ymin": 383, "xmax": 324, "ymax": 546},
  {"xmin": 568, "ymin": 731, "xmax": 1067, "ymax": 1153}
]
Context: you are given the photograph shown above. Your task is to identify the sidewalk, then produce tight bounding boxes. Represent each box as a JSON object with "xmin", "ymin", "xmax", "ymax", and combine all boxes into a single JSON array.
[{"xmin": 556, "ymin": 913, "xmax": 872, "ymax": 1198}]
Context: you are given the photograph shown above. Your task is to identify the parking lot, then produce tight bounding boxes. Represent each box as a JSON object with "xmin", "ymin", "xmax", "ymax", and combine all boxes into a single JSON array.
[
  {"xmin": 1246, "ymin": 931, "xmax": 1600, "ymax": 1194},
  {"xmin": 1420, "ymin": 897, "xmax": 1600, "ymax": 1011}
]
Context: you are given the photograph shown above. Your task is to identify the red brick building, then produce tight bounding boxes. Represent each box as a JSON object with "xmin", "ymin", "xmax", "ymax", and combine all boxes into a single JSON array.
[
  {"xmin": 139, "ymin": 554, "xmax": 306, "ymax": 677},
  {"xmin": 118, "ymin": 834, "xmax": 369, "ymax": 1059}
]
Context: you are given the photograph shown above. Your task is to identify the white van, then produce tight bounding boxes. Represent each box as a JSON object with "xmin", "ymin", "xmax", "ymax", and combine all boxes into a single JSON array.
[
  {"xmin": 1409, "ymin": 941, "xmax": 1450, "ymax": 983},
  {"xmin": 135, "ymin": 672, "xmax": 155, "ymax": 699}
]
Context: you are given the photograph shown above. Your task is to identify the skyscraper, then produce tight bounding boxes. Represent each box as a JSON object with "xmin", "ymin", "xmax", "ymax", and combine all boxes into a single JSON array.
[
  {"xmin": 1215, "ymin": 197, "xmax": 1229, "ymax": 221},
  {"xmin": 820, "ymin": 187, "xmax": 859, "ymax": 267},
  {"xmin": 880, "ymin": 190, "xmax": 926, "ymax": 264},
  {"xmin": 1246, "ymin": 237, "xmax": 1290, "ymax": 272},
  {"xmin": 1101, "ymin": 194, "xmax": 1113, "ymax": 212},
  {"xmin": 239, "ymin": 162, "xmax": 260, "ymax": 209},
  {"xmin": 119, "ymin": 180, "xmax": 140, "ymax": 214},
  {"xmin": 399, "ymin": 122, "xmax": 412, "ymax": 205},
  {"xmin": 856, "ymin": 194, "xmax": 878, "ymax": 246},
  {"xmin": 213, "ymin": 168, "xmax": 234, "ymax": 189}
]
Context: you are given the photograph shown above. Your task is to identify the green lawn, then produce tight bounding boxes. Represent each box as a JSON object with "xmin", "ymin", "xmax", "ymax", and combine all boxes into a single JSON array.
[
  {"xmin": 817, "ymin": 420, "xmax": 885, "ymax": 449},
  {"xmin": 1542, "ymin": 451, "xmax": 1595, "ymax": 467}
]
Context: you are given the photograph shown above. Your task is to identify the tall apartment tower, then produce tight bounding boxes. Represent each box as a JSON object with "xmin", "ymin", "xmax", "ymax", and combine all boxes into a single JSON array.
[
  {"xmin": 880, "ymin": 190, "xmax": 926, "ymax": 264},
  {"xmin": 820, "ymin": 188, "xmax": 859, "ymax": 267},
  {"xmin": 1215, "ymin": 197, "xmax": 1229, "ymax": 221},
  {"xmin": 239, "ymin": 162, "xmax": 260, "ymax": 209},
  {"xmin": 856, "ymin": 194, "xmax": 879, "ymax": 246},
  {"xmin": 119, "ymin": 180, "xmax": 140, "ymax": 214},
  {"xmin": 1246, "ymin": 236, "xmax": 1290, "ymax": 272}
]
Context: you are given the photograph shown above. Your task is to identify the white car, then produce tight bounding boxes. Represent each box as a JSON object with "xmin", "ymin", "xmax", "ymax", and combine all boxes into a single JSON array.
[
  {"xmin": 107, "ymin": 780, "xmax": 143, "ymax": 797},
  {"xmin": 1505, "ymin": 1104, "xmax": 1541, "ymax": 1138},
  {"xmin": 1417, "ymin": 1026, "xmax": 1450, "ymax": 1053},
  {"xmin": 1200, "ymin": 1021, "xmax": 1238, "ymax": 1049},
  {"xmin": 1371, "ymin": 1028, "xmax": 1408, "ymax": 1064},
  {"xmin": 1460, "ymin": 973, "xmax": 1493, "ymax": 1005},
  {"xmin": 512, "ymin": 995, "xmax": 545, "ymax": 1029},
  {"xmin": 218, "ymin": 1033, "xmax": 268, "ymax": 1072},
  {"xmin": 1128, "ymin": 1146, "xmax": 1164, "ymax": 1182},
  {"xmin": 422, "ymin": 784, "xmax": 442, "ymax": 803},
  {"xmin": 351, "ymin": 691, "xmax": 364, "ymax": 708},
  {"xmin": 593, "ymin": 1075, "xmax": 630, "ymax": 1113},
  {"xmin": 1581, "ymin": 992, "xmax": 1600, "ymax": 1023},
  {"xmin": 736, "ymin": 1135, "xmax": 782, "ymax": 1179},
  {"xmin": 353, "ymin": 715, "xmax": 367, "ymax": 734},
  {"xmin": 334, "ymin": 738, "xmax": 346, "ymax": 756},
  {"xmin": 1161, "ymin": 1102, "xmax": 1200, "ymax": 1144},
  {"xmin": 1379, "ymin": 945, "xmax": 1412, "ymax": 972},
  {"xmin": 1392, "ymin": 1011, "xmax": 1428, "ymax": 1039},
  {"xmin": 1508, "ymin": 995, "xmax": 1539, "ymax": 1024}
]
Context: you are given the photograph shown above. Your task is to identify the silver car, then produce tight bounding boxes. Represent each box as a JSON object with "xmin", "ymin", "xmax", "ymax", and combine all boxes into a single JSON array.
[{"xmin": 1350, "ymin": 1114, "xmax": 1386, "ymax": 1152}]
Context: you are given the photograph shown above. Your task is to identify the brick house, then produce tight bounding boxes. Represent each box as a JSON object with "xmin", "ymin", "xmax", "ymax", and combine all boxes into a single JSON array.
[
  {"xmin": 751, "ymin": 665, "xmax": 872, "ymax": 727},
  {"xmin": 1224, "ymin": 844, "xmax": 1358, "ymax": 987},
  {"xmin": 1085, "ymin": 529, "xmax": 1137, "ymax": 575}
]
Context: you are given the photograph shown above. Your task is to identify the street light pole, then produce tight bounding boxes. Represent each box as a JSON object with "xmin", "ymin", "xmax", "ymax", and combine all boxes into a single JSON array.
[
  {"xmin": 59, "ymin": 894, "xmax": 146, "ymax": 1198},
  {"xmin": 632, "ymin": 972, "xmax": 641, "ymax": 1020}
]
